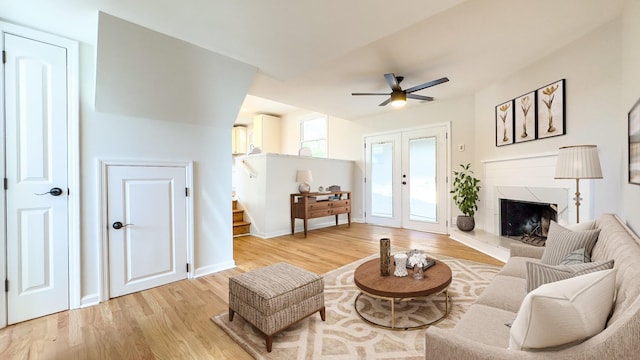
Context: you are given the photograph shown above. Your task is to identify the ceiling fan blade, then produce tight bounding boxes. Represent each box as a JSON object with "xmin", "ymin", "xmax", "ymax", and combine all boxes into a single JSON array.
[
  {"xmin": 352, "ymin": 92, "xmax": 390, "ymax": 96},
  {"xmin": 407, "ymin": 93, "xmax": 434, "ymax": 101},
  {"xmin": 378, "ymin": 98, "xmax": 392, "ymax": 106},
  {"xmin": 405, "ymin": 77, "xmax": 449, "ymax": 94},
  {"xmin": 384, "ymin": 73, "xmax": 401, "ymax": 91}
]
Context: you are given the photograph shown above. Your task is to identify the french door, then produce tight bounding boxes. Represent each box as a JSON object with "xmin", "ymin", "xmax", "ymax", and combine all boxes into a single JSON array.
[{"xmin": 364, "ymin": 125, "xmax": 448, "ymax": 234}]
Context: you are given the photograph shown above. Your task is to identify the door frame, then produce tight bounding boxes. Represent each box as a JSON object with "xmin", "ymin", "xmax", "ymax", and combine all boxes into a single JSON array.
[
  {"xmin": 363, "ymin": 122, "xmax": 451, "ymax": 233},
  {"xmin": 0, "ymin": 21, "xmax": 80, "ymax": 328},
  {"xmin": 98, "ymin": 159, "xmax": 194, "ymax": 302}
]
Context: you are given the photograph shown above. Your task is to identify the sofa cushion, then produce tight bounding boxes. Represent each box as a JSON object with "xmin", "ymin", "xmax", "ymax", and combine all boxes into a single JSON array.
[
  {"xmin": 541, "ymin": 221, "xmax": 600, "ymax": 265},
  {"xmin": 499, "ymin": 257, "xmax": 541, "ymax": 279},
  {"xmin": 509, "ymin": 269, "xmax": 616, "ymax": 351},
  {"xmin": 474, "ymin": 275, "xmax": 527, "ymax": 313},
  {"xmin": 452, "ymin": 304, "xmax": 516, "ymax": 348},
  {"xmin": 525, "ymin": 260, "xmax": 615, "ymax": 292}
]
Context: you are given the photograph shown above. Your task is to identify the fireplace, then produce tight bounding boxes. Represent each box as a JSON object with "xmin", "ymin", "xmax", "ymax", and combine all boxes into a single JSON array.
[{"xmin": 500, "ymin": 199, "xmax": 557, "ymax": 246}]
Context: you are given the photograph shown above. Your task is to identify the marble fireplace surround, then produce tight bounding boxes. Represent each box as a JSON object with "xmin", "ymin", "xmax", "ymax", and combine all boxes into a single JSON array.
[
  {"xmin": 449, "ymin": 152, "xmax": 595, "ymax": 262},
  {"xmin": 494, "ymin": 185, "xmax": 568, "ymax": 237}
]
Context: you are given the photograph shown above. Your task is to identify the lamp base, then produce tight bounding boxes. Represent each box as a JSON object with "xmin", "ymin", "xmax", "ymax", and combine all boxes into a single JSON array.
[{"xmin": 298, "ymin": 183, "xmax": 310, "ymax": 193}]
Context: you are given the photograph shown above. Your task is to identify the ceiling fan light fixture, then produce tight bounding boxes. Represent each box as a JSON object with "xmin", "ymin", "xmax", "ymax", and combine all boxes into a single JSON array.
[{"xmin": 390, "ymin": 91, "xmax": 407, "ymax": 107}]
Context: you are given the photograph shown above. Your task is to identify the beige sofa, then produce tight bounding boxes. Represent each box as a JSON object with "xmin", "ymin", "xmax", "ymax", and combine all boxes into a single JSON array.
[{"xmin": 425, "ymin": 213, "xmax": 640, "ymax": 359}]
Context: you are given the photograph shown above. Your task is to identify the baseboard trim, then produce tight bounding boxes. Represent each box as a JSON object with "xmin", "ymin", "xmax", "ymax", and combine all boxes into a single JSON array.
[
  {"xmin": 80, "ymin": 294, "xmax": 101, "ymax": 308},
  {"xmin": 194, "ymin": 261, "xmax": 236, "ymax": 277}
]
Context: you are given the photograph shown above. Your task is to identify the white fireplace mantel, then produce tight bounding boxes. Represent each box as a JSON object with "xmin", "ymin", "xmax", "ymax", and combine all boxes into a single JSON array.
[{"xmin": 481, "ymin": 153, "xmax": 595, "ymax": 234}]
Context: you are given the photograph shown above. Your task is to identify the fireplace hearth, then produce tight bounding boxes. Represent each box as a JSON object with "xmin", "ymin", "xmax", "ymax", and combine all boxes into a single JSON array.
[{"xmin": 500, "ymin": 199, "xmax": 557, "ymax": 246}]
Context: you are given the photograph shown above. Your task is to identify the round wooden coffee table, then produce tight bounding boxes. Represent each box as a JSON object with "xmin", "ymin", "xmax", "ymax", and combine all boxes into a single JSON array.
[{"xmin": 353, "ymin": 257, "xmax": 452, "ymax": 330}]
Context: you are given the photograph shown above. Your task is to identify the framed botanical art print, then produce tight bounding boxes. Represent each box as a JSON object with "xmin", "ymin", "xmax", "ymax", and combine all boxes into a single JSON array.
[
  {"xmin": 629, "ymin": 97, "xmax": 640, "ymax": 185},
  {"xmin": 514, "ymin": 91, "xmax": 536, "ymax": 143},
  {"xmin": 536, "ymin": 79, "xmax": 565, "ymax": 139},
  {"xmin": 496, "ymin": 100, "xmax": 514, "ymax": 146}
]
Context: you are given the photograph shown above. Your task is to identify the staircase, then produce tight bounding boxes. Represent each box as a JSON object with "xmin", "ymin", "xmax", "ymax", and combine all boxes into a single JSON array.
[{"xmin": 233, "ymin": 199, "xmax": 251, "ymax": 236}]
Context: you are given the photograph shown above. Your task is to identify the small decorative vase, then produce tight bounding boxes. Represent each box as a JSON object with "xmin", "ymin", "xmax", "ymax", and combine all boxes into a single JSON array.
[
  {"xmin": 393, "ymin": 254, "xmax": 408, "ymax": 277},
  {"xmin": 380, "ymin": 238, "xmax": 391, "ymax": 276},
  {"xmin": 412, "ymin": 264, "xmax": 424, "ymax": 280},
  {"xmin": 456, "ymin": 215, "xmax": 475, "ymax": 231}
]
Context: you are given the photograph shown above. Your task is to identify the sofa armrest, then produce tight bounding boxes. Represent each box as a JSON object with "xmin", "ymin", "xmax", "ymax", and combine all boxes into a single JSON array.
[{"xmin": 509, "ymin": 243, "xmax": 544, "ymax": 259}]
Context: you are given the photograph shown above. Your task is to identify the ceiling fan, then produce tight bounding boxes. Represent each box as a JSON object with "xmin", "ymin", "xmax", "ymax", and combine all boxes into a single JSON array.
[{"xmin": 352, "ymin": 73, "xmax": 449, "ymax": 107}]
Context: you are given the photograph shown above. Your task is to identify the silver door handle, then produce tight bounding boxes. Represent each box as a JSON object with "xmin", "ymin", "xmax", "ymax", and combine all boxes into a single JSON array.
[{"xmin": 112, "ymin": 221, "xmax": 133, "ymax": 230}]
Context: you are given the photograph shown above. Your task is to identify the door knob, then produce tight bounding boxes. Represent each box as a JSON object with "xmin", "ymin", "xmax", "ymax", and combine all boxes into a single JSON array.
[
  {"xmin": 112, "ymin": 221, "xmax": 133, "ymax": 230},
  {"xmin": 34, "ymin": 187, "xmax": 64, "ymax": 196}
]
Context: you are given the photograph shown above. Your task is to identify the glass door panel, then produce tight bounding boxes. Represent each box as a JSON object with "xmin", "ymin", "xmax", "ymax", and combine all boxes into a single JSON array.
[
  {"xmin": 370, "ymin": 142, "xmax": 394, "ymax": 217},
  {"xmin": 408, "ymin": 136, "xmax": 437, "ymax": 222}
]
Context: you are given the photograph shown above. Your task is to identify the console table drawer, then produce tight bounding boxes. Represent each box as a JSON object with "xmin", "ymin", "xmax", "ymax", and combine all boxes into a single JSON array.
[
  {"xmin": 307, "ymin": 202, "xmax": 331, "ymax": 211},
  {"xmin": 329, "ymin": 200, "xmax": 350, "ymax": 208},
  {"xmin": 330, "ymin": 206, "xmax": 350, "ymax": 215},
  {"xmin": 309, "ymin": 209, "xmax": 334, "ymax": 218}
]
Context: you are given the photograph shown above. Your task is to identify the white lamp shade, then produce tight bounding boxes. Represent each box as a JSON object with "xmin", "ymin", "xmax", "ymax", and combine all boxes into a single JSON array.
[
  {"xmin": 296, "ymin": 170, "xmax": 313, "ymax": 183},
  {"xmin": 554, "ymin": 145, "xmax": 603, "ymax": 179}
]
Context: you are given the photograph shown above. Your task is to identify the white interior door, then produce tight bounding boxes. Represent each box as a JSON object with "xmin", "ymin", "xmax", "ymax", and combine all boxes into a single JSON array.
[
  {"xmin": 107, "ymin": 165, "xmax": 188, "ymax": 298},
  {"xmin": 4, "ymin": 33, "xmax": 69, "ymax": 324},
  {"xmin": 365, "ymin": 125, "xmax": 448, "ymax": 234}
]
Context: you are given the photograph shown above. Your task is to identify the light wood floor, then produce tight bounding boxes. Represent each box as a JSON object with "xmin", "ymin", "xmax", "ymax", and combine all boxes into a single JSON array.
[{"xmin": 0, "ymin": 223, "xmax": 503, "ymax": 359}]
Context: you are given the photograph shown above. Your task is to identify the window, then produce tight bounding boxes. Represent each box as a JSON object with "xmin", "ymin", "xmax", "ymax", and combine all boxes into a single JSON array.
[{"xmin": 300, "ymin": 116, "xmax": 327, "ymax": 157}]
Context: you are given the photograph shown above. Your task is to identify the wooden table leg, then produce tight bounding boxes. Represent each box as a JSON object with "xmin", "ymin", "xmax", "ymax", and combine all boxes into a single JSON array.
[{"xmin": 303, "ymin": 218, "xmax": 308, "ymax": 237}]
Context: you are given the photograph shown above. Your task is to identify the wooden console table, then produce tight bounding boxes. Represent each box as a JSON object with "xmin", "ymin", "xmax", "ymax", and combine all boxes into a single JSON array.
[{"xmin": 290, "ymin": 191, "xmax": 351, "ymax": 237}]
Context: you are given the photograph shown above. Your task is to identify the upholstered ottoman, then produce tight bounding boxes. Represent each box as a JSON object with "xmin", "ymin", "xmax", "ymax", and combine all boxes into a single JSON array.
[{"xmin": 228, "ymin": 262, "xmax": 325, "ymax": 352}]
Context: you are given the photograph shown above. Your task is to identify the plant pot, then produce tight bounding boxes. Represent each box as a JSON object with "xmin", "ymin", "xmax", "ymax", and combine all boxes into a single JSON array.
[{"xmin": 456, "ymin": 215, "xmax": 475, "ymax": 231}]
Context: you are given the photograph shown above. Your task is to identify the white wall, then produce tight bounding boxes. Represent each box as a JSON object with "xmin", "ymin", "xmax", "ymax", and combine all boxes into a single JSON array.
[
  {"xmin": 621, "ymin": 0, "xmax": 640, "ymax": 233},
  {"xmin": 236, "ymin": 153, "xmax": 356, "ymax": 237},
  {"xmin": 347, "ymin": 17, "xmax": 640, "ymax": 236},
  {"xmin": 0, "ymin": 12, "xmax": 257, "ymax": 305},
  {"xmin": 85, "ymin": 15, "xmax": 255, "ymax": 303},
  {"xmin": 473, "ymin": 19, "xmax": 623, "ymax": 229}
]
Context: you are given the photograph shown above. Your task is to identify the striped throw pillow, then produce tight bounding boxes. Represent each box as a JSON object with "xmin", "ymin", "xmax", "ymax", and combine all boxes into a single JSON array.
[
  {"xmin": 525, "ymin": 260, "xmax": 615, "ymax": 293},
  {"xmin": 541, "ymin": 221, "xmax": 600, "ymax": 265}
]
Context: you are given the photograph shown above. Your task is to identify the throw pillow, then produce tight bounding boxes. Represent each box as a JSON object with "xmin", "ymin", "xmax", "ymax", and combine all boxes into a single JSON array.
[
  {"xmin": 525, "ymin": 260, "xmax": 614, "ymax": 293},
  {"xmin": 560, "ymin": 247, "xmax": 591, "ymax": 265},
  {"xmin": 509, "ymin": 269, "xmax": 617, "ymax": 351},
  {"xmin": 541, "ymin": 221, "xmax": 600, "ymax": 265}
]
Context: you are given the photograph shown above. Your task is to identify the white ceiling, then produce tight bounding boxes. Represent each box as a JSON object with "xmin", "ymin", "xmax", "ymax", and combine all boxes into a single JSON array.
[{"xmin": 1, "ymin": 0, "xmax": 626, "ymax": 120}]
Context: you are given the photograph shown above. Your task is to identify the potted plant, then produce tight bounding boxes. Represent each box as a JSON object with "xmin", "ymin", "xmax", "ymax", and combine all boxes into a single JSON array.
[{"xmin": 450, "ymin": 163, "xmax": 481, "ymax": 231}]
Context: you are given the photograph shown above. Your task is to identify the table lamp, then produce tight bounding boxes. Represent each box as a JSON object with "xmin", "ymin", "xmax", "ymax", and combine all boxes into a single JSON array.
[{"xmin": 296, "ymin": 170, "xmax": 312, "ymax": 193}]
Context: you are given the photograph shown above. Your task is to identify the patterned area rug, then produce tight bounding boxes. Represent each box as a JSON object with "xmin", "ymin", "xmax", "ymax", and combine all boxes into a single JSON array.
[{"xmin": 211, "ymin": 255, "xmax": 500, "ymax": 359}]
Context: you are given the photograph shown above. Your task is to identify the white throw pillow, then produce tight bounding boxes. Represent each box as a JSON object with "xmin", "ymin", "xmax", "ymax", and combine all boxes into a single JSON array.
[{"xmin": 509, "ymin": 269, "xmax": 616, "ymax": 351}]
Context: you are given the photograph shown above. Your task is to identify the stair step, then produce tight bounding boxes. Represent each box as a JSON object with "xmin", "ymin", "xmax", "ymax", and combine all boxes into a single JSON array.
[
  {"xmin": 233, "ymin": 209, "xmax": 245, "ymax": 222},
  {"xmin": 233, "ymin": 221, "xmax": 251, "ymax": 236}
]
